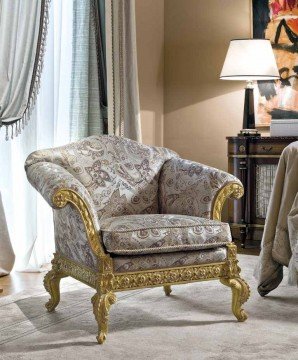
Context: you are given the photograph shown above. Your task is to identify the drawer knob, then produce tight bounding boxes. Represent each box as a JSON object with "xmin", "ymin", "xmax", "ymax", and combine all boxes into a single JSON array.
[
  {"xmin": 261, "ymin": 146, "xmax": 273, "ymax": 152},
  {"xmin": 239, "ymin": 145, "xmax": 246, "ymax": 153}
]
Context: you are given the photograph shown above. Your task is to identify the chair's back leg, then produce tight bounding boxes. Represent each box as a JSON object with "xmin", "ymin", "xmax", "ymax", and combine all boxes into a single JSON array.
[{"xmin": 163, "ymin": 285, "xmax": 172, "ymax": 296}]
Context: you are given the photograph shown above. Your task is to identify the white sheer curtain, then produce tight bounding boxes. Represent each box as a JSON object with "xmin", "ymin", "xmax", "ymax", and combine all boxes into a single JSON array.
[{"xmin": 0, "ymin": 0, "xmax": 73, "ymax": 271}]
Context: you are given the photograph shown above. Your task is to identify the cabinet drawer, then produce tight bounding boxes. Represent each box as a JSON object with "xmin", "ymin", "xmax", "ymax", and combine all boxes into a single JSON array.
[
  {"xmin": 249, "ymin": 142, "xmax": 287, "ymax": 155},
  {"xmin": 227, "ymin": 140, "xmax": 247, "ymax": 156}
]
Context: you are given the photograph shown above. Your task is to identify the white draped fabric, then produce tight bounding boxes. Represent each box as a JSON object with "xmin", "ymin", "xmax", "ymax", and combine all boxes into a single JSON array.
[
  {"xmin": 0, "ymin": 0, "xmax": 141, "ymax": 272},
  {"xmin": 0, "ymin": 1, "xmax": 73, "ymax": 271},
  {"xmin": 0, "ymin": 192, "xmax": 15, "ymax": 276}
]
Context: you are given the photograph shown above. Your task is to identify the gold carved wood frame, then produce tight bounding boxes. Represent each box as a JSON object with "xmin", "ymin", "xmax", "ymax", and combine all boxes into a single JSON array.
[{"xmin": 44, "ymin": 182, "xmax": 249, "ymax": 344}]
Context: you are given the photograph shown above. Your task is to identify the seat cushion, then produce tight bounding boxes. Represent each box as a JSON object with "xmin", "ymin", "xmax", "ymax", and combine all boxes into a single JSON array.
[
  {"xmin": 113, "ymin": 247, "xmax": 227, "ymax": 272},
  {"xmin": 101, "ymin": 214, "xmax": 232, "ymax": 255}
]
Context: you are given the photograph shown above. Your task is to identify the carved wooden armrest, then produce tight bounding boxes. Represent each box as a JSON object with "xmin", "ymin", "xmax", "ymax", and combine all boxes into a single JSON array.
[
  {"xmin": 212, "ymin": 182, "xmax": 244, "ymax": 221},
  {"xmin": 25, "ymin": 161, "xmax": 109, "ymax": 262},
  {"xmin": 53, "ymin": 188, "xmax": 107, "ymax": 259}
]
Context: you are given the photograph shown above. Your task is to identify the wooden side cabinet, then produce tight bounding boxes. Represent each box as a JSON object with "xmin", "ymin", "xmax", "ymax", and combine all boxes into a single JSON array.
[{"xmin": 227, "ymin": 136, "xmax": 298, "ymax": 248}]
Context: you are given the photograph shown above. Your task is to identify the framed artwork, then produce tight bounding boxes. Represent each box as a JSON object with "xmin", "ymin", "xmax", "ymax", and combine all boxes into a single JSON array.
[{"xmin": 252, "ymin": 0, "xmax": 298, "ymax": 127}]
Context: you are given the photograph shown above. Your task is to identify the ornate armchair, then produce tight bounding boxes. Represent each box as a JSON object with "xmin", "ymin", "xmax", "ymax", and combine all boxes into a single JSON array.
[{"xmin": 25, "ymin": 135, "xmax": 249, "ymax": 344}]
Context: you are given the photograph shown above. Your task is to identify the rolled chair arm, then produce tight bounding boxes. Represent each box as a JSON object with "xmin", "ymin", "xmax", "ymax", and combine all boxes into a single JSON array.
[
  {"xmin": 159, "ymin": 157, "xmax": 243, "ymax": 220},
  {"xmin": 26, "ymin": 162, "xmax": 93, "ymax": 209},
  {"xmin": 212, "ymin": 182, "xmax": 244, "ymax": 221},
  {"xmin": 25, "ymin": 162, "xmax": 105, "ymax": 257}
]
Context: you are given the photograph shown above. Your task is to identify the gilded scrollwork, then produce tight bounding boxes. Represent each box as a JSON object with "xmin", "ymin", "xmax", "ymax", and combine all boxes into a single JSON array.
[
  {"xmin": 53, "ymin": 253, "xmax": 98, "ymax": 288},
  {"xmin": 113, "ymin": 263, "xmax": 226, "ymax": 291},
  {"xmin": 92, "ymin": 291, "xmax": 117, "ymax": 344},
  {"xmin": 43, "ymin": 257, "xmax": 67, "ymax": 312},
  {"xmin": 212, "ymin": 182, "xmax": 244, "ymax": 221},
  {"xmin": 53, "ymin": 188, "xmax": 106, "ymax": 258},
  {"xmin": 220, "ymin": 243, "xmax": 250, "ymax": 322},
  {"xmin": 220, "ymin": 277, "xmax": 250, "ymax": 322},
  {"xmin": 46, "ymin": 187, "xmax": 249, "ymax": 344}
]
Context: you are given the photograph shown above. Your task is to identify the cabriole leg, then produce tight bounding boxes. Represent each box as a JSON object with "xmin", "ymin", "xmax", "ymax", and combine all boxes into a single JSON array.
[
  {"xmin": 220, "ymin": 277, "xmax": 250, "ymax": 322},
  {"xmin": 221, "ymin": 243, "xmax": 250, "ymax": 321},
  {"xmin": 163, "ymin": 285, "xmax": 172, "ymax": 296},
  {"xmin": 92, "ymin": 291, "xmax": 117, "ymax": 344},
  {"xmin": 43, "ymin": 258, "xmax": 67, "ymax": 312}
]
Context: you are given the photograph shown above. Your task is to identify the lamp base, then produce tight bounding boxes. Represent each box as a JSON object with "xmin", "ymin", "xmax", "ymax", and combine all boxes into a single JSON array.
[
  {"xmin": 238, "ymin": 128, "xmax": 260, "ymax": 136},
  {"xmin": 243, "ymin": 84, "xmax": 255, "ymax": 130},
  {"xmin": 240, "ymin": 82, "xmax": 260, "ymax": 137}
]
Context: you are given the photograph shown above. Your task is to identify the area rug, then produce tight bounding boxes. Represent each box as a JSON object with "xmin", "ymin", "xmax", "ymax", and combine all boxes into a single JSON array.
[{"xmin": 0, "ymin": 255, "xmax": 297, "ymax": 360}]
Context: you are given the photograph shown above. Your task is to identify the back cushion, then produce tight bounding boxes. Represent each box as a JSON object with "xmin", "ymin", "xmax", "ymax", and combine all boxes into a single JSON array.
[{"xmin": 25, "ymin": 135, "xmax": 177, "ymax": 219}]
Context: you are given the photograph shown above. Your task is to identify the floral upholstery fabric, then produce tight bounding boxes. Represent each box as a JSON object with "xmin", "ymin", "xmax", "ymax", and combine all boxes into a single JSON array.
[
  {"xmin": 25, "ymin": 135, "xmax": 177, "ymax": 220},
  {"xmin": 25, "ymin": 135, "xmax": 237, "ymax": 271},
  {"xmin": 25, "ymin": 162, "xmax": 98, "ymax": 217},
  {"xmin": 159, "ymin": 158, "xmax": 241, "ymax": 219},
  {"xmin": 54, "ymin": 205, "xmax": 98, "ymax": 270},
  {"xmin": 101, "ymin": 214, "xmax": 231, "ymax": 255},
  {"xmin": 26, "ymin": 162, "xmax": 100, "ymax": 270},
  {"xmin": 113, "ymin": 247, "xmax": 227, "ymax": 272}
]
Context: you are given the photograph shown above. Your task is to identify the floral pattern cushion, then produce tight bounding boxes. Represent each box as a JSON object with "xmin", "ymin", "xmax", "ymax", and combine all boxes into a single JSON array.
[
  {"xmin": 159, "ymin": 158, "xmax": 241, "ymax": 218},
  {"xmin": 113, "ymin": 247, "xmax": 227, "ymax": 272},
  {"xmin": 101, "ymin": 214, "xmax": 232, "ymax": 255},
  {"xmin": 25, "ymin": 135, "xmax": 177, "ymax": 220}
]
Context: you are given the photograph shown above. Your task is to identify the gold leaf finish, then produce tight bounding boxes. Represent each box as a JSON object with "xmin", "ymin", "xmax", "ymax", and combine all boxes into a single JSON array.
[
  {"xmin": 163, "ymin": 285, "xmax": 172, "ymax": 296},
  {"xmin": 220, "ymin": 243, "xmax": 250, "ymax": 321},
  {"xmin": 113, "ymin": 263, "xmax": 226, "ymax": 291},
  {"xmin": 212, "ymin": 182, "xmax": 244, "ymax": 221},
  {"xmin": 43, "ymin": 257, "xmax": 67, "ymax": 312},
  {"xmin": 92, "ymin": 291, "xmax": 117, "ymax": 344},
  {"xmin": 220, "ymin": 277, "xmax": 250, "ymax": 322},
  {"xmin": 45, "ymin": 187, "xmax": 250, "ymax": 344},
  {"xmin": 51, "ymin": 253, "xmax": 98, "ymax": 288},
  {"xmin": 53, "ymin": 189, "xmax": 106, "ymax": 258}
]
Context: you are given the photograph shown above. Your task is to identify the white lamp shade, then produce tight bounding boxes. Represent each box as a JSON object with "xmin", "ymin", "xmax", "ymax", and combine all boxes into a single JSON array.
[{"xmin": 220, "ymin": 39, "xmax": 280, "ymax": 81}]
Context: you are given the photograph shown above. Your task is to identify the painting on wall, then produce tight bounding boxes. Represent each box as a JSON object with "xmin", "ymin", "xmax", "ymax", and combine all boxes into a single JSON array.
[{"xmin": 253, "ymin": 0, "xmax": 298, "ymax": 126}]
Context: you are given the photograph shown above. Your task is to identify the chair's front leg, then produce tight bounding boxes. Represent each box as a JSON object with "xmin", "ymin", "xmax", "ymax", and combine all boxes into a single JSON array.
[
  {"xmin": 92, "ymin": 291, "xmax": 117, "ymax": 344},
  {"xmin": 220, "ymin": 277, "xmax": 250, "ymax": 322},
  {"xmin": 221, "ymin": 243, "xmax": 250, "ymax": 322},
  {"xmin": 44, "ymin": 256, "xmax": 67, "ymax": 312}
]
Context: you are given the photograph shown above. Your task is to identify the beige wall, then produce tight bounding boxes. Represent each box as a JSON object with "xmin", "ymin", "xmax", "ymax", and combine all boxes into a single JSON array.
[
  {"xmin": 135, "ymin": 0, "xmax": 164, "ymax": 146},
  {"xmin": 164, "ymin": 0, "xmax": 252, "ymax": 171}
]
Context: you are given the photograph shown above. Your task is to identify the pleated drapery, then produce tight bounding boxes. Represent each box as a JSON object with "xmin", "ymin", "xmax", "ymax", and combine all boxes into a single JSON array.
[
  {"xmin": 70, "ymin": 0, "xmax": 141, "ymax": 142},
  {"xmin": 0, "ymin": 0, "xmax": 141, "ymax": 142},
  {"xmin": 0, "ymin": 0, "xmax": 50, "ymax": 139},
  {"xmin": 70, "ymin": 0, "xmax": 106, "ymax": 141},
  {"xmin": 106, "ymin": 0, "xmax": 142, "ymax": 142}
]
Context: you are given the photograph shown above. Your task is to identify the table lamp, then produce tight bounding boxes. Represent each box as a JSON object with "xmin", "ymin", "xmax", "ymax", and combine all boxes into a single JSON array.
[{"xmin": 220, "ymin": 39, "xmax": 279, "ymax": 136}]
